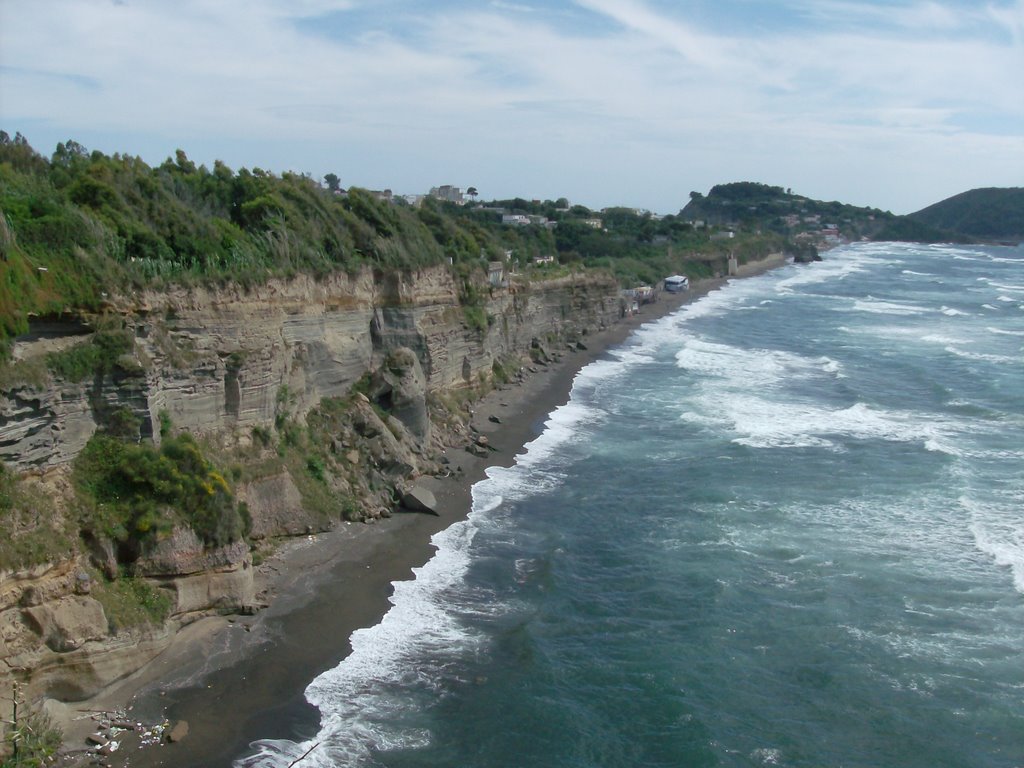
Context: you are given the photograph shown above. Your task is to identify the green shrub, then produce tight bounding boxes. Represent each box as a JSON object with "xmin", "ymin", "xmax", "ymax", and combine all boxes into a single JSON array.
[
  {"xmin": 46, "ymin": 328, "xmax": 133, "ymax": 382},
  {"xmin": 93, "ymin": 575, "xmax": 172, "ymax": 631},
  {"xmin": 106, "ymin": 406, "xmax": 142, "ymax": 439},
  {"xmin": 463, "ymin": 305, "xmax": 488, "ymax": 333},
  {"xmin": 158, "ymin": 409, "xmax": 172, "ymax": 438},
  {"xmin": 252, "ymin": 425, "xmax": 272, "ymax": 447},
  {"xmin": 73, "ymin": 433, "xmax": 244, "ymax": 549},
  {"xmin": 306, "ymin": 455, "xmax": 326, "ymax": 482},
  {"xmin": 491, "ymin": 357, "xmax": 514, "ymax": 384}
]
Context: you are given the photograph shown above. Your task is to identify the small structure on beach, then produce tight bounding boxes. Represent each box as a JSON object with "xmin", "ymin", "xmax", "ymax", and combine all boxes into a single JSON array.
[
  {"xmin": 664, "ymin": 275, "xmax": 689, "ymax": 293},
  {"xmin": 620, "ymin": 285, "xmax": 654, "ymax": 316}
]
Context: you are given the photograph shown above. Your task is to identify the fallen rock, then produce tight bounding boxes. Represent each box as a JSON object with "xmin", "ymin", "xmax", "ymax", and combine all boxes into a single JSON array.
[
  {"xmin": 488, "ymin": 415, "xmax": 502, "ymax": 424},
  {"xmin": 401, "ymin": 485, "xmax": 440, "ymax": 516},
  {"xmin": 168, "ymin": 720, "xmax": 189, "ymax": 743},
  {"xmin": 466, "ymin": 443, "xmax": 489, "ymax": 458}
]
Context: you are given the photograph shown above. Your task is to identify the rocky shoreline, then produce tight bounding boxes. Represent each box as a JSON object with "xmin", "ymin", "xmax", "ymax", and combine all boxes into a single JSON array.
[{"xmin": 46, "ymin": 254, "xmax": 789, "ymax": 766}]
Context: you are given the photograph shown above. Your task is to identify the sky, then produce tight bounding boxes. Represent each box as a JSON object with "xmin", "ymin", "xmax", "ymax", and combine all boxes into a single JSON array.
[{"xmin": 1, "ymin": 0, "xmax": 1022, "ymax": 215}]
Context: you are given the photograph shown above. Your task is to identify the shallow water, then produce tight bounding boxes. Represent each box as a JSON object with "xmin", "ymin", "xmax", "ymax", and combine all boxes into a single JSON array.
[{"xmin": 239, "ymin": 242, "xmax": 1024, "ymax": 768}]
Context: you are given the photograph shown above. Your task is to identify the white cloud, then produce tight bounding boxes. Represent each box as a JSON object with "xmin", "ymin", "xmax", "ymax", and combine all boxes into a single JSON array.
[
  {"xmin": 792, "ymin": 0, "xmax": 966, "ymax": 31},
  {"xmin": 0, "ymin": 0, "xmax": 1020, "ymax": 213}
]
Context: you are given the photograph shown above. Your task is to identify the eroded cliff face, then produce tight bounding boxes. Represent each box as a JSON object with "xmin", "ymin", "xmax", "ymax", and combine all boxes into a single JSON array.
[
  {"xmin": 0, "ymin": 266, "xmax": 621, "ymax": 710},
  {"xmin": 1, "ymin": 266, "xmax": 617, "ymax": 470}
]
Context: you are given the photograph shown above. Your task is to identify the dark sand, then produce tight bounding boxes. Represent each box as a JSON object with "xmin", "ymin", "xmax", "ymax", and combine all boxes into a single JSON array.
[{"xmin": 69, "ymin": 256, "xmax": 787, "ymax": 767}]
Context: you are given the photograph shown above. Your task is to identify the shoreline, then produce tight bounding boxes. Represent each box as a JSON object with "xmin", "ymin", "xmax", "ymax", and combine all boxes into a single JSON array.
[{"xmin": 60, "ymin": 254, "xmax": 788, "ymax": 766}]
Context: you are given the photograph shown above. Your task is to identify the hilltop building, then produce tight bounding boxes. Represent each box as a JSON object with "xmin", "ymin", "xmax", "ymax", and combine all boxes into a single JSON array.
[{"xmin": 429, "ymin": 185, "xmax": 464, "ymax": 205}]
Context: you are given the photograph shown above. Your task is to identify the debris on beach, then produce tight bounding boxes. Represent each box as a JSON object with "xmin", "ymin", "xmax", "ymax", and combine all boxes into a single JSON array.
[{"xmin": 70, "ymin": 708, "xmax": 170, "ymax": 761}]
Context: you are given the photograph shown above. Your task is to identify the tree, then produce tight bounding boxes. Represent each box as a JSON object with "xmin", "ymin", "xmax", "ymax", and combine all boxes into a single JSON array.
[
  {"xmin": 52, "ymin": 139, "xmax": 88, "ymax": 167},
  {"xmin": 324, "ymin": 173, "xmax": 341, "ymax": 193},
  {"xmin": 466, "ymin": 186, "xmax": 478, "ymax": 201},
  {"xmin": 174, "ymin": 149, "xmax": 196, "ymax": 174}
]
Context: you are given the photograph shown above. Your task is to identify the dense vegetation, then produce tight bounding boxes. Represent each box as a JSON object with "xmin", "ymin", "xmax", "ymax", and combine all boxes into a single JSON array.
[
  {"xmin": 1, "ymin": 132, "xmax": 817, "ymax": 359},
  {"xmin": 680, "ymin": 181, "xmax": 1024, "ymax": 245},
  {"xmin": 870, "ymin": 216, "xmax": 966, "ymax": 244},
  {"xmin": 457, "ymin": 196, "xmax": 792, "ymax": 286},
  {"xmin": 72, "ymin": 432, "xmax": 247, "ymax": 552},
  {"xmin": 681, "ymin": 181, "xmax": 894, "ymax": 239},
  {"xmin": 0, "ymin": 132, "xmax": 500, "ymax": 355},
  {"xmin": 908, "ymin": 187, "xmax": 1024, "ymax": 241}
]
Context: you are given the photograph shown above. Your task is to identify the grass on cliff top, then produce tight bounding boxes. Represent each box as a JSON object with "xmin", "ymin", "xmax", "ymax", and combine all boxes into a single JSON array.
[
  {"xmin": 0, "ymin": 133, "xmax": 494, "ymax": 356},
  {"xmin": 1, "ymin": 131, "xmax": 807, "ymax": 362}
]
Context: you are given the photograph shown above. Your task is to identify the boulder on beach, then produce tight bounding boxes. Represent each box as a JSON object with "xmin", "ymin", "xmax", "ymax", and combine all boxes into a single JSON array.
[
  {"xmin": 168, "ymin": 720, "xmax": 189, "ymax": 743},
  {"xmin": 401, "ymin": 484, "xmax": 440, "ymax": 516}
]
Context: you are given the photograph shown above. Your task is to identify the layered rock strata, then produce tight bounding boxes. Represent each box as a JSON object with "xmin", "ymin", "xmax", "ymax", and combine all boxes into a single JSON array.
[{"xmin": 0, "ymin": 266, "xmax": 621, "ymax": 716}]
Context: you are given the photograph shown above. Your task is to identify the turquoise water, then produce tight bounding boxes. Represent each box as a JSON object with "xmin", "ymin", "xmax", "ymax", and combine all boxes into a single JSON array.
[{"xmin": 241, "ymin": 242, "xmax": 1024, "ymax": 767}]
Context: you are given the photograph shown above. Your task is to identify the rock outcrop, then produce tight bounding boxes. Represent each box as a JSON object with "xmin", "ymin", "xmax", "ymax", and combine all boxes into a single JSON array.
[
  {"xmin": 401, "ymin": 484, "xmax": 440, "ymax": 516},
  {"xmin": 0, "ymin": 265, "xmax": 621, "ymax": 723},
  {"xmin": 1, "ymin": 267, "xmax": 618, "ymax": 472}
]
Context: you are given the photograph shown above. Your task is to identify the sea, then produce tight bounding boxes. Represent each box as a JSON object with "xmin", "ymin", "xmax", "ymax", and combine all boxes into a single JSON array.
[{"xmin": 238, "ymin": 241, "xmax": 1024, "ymax": 768}]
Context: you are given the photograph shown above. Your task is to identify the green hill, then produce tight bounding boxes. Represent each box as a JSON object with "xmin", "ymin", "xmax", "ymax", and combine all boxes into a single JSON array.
[
  {"xmin": 908, "ymin": 187, "xmax": 1024, "ymax": 241},
  {"xmin": 681, "ymin": 182, "xmax": 893, "ymax": 240},
  {"xmin": 869, "ymin": 217, "xmax": 967, "ymax": 244}
]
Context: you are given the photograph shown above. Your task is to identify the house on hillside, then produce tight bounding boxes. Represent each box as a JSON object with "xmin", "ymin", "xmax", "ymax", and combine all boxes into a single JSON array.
[{"xmin": 429, "ymin": 185, "xmax": 464, "ymax": 204}]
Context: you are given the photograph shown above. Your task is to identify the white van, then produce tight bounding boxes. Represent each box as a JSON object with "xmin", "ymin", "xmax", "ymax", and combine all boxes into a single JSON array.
[{"xmin": 664, "ymin": 275, "xmax": 689, "ymax": 293}]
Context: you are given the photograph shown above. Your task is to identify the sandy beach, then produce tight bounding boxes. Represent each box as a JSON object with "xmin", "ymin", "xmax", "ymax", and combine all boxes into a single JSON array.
[{"xmin": 60, "ymin": 255, "xmax": 787, "ymax": 767}]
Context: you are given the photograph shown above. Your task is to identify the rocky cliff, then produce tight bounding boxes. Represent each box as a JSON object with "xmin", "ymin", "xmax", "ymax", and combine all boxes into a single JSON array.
[
  {"xmin": 0, "ymin": 265, "xmax": 621, "ymax": 716},
  {"xmin": 2, "ymin": 267, "xmax": 615, "ymax": 470}
]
